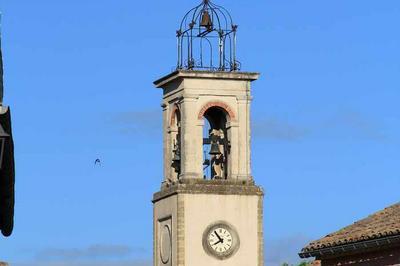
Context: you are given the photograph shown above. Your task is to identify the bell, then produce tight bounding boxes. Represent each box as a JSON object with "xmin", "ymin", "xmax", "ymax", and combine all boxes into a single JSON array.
[
  {"xmin": 209, "ymin": 142, "xmax": 221, "ymax": 155},
  {"xmin": 173, "ymin": 154, "xmax": 180, "ymax": 163},
  {"xmin": 200, "ymin": 10, "xmax": 213, "ymax": 29},
  {"xmin": 172, "ymin": 149, "xmax": 181, "ymax": 163}
]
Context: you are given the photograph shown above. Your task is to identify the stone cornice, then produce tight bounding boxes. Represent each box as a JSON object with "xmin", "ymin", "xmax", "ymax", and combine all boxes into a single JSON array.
[
  {"xmin": 154, "ymin": 70, "xmax": 260, "ymax": 88},
  {"xmin": 152, "ymin": 179, "xmax": 264, "ymax": 203}
]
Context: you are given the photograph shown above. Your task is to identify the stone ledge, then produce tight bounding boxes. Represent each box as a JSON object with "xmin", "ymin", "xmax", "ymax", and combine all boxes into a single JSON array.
[
  {"xmin": 154, "ymin": 70, "xmax": 260, "ymax": 88},
  {"xmin": 152, "ymin": 179, "xmax": 264, "ymax": 203}
]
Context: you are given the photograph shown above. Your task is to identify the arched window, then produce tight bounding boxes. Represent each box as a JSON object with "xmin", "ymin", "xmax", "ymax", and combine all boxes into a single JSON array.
[{"xmin": 202, "ymin": 107, "xmax": 230, "ymax": 180}]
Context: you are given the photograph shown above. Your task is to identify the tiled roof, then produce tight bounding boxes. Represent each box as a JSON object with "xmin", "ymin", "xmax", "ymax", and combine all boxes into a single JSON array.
[{"xmin": 301, "ymin": 202, "xmax": 400, "ymax": 253}]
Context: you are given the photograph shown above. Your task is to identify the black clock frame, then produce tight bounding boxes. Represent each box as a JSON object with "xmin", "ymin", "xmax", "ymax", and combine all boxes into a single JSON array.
[{"xmin": 202, "ymin": 221, "xmax": 240, "ymax": 260}]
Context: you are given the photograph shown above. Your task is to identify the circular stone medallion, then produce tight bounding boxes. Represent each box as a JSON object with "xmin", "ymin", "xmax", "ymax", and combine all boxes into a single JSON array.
[{"xmin": 160, "ymin": 225, "xmax": 172, "ymax": 264}]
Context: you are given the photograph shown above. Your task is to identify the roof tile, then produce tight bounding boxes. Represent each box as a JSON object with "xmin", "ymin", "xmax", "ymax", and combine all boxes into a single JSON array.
[{"xmin": 302, "ymin": 202, "xmax": 400, "ymax": 252}]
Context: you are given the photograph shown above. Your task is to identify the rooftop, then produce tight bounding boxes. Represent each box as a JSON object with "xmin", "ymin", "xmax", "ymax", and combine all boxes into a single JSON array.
[{"xmin": 300, "ymin": 202, "xmax": 400, "ymax": 258}]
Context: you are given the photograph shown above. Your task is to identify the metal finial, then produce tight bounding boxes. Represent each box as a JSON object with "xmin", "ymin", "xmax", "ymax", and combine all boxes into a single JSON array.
[{"xmin": 176, "ymin": 0, "xmax": 240, "ymax": 71}]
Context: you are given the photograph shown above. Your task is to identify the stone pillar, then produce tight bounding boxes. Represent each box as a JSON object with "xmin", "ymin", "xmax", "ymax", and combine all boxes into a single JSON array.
[
  {"xmin": 180, "ymin": 96, "xmax": 202, "ymax": 179},
  {"xmin": 227, "ymin": 120, "xmax": 239, "ymax": 180},
  {"xmin": 237, "ymin": 96, "xmax": 252, "ymax": 180},
  {"xmin": 162, "ymin": 103, "xmax": 170, "ymax": 183}
]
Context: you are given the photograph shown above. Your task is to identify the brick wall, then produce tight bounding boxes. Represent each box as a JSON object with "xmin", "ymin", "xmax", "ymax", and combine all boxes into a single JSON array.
[{"xmin": 321, "ymin": 247, "xmax": 400, "ymax": 266}]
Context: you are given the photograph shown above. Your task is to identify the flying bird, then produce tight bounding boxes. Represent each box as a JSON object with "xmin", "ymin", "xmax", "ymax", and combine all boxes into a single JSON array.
[{"xmin": 94, "ymin": 159, "xmax": 101, "ymax": 166}]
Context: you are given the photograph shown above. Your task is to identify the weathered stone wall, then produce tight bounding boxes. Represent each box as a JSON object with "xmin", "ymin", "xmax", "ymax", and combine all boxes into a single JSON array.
[
  {"xmin": 321, "ymin": 247, "xmax": 400, "ymax": 266},
  {"xmin": 153, "ymin": 181, "xmax": 264, "ymax": 266}
]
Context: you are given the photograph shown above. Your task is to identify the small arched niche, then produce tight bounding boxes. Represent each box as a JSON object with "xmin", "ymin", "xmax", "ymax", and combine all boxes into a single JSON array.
[
  {"xmin": 202, "ymin": 106, "xmax": 230, "ymax": 180},
  {"xmin": 170, "ymin": 107, "xmax": 181, "ymax": 181}
]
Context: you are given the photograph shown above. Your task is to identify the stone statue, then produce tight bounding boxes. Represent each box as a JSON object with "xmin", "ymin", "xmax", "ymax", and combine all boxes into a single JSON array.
[{"xmin": 209, "ymin": 129, "xmax": 225, "ymax": 179}]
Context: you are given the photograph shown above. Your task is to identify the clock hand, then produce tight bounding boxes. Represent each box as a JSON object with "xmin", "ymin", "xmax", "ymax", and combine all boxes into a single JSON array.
[
  {"xmin": 212, "ymin": 239, "xmax": 223, "ymax": 246},
  {"xmin": 214, "ymin": 231, "xmax": 224, "ymax": 243}
]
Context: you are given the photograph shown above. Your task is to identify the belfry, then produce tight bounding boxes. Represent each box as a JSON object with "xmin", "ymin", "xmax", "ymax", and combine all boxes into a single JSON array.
[{"xmin": 152, "ymin": 1, "xmax": 264, "ymax": 265}]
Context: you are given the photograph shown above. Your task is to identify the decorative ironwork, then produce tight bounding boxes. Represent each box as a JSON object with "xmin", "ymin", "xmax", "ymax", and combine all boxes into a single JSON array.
[{"xmin": 177, "ymin": 0, "xmax": 240, "ymax": 71}]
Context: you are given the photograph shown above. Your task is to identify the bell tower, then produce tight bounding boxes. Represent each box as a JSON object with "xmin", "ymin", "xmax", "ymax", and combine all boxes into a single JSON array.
[{"xmin": 152, "ymin": 1, "xmax": 264, "ymax": 266}]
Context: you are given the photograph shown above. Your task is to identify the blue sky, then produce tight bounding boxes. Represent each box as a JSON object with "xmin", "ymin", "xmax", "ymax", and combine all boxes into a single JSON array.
[{"xmin": 0, "ymin": 0, "xmax": 399, "ymax": 265}]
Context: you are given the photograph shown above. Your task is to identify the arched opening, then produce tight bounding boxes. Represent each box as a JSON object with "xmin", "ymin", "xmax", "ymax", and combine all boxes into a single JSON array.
[
  {"xmin": 171, "ymin": 108, "xmax": 181, "ymax": 180},
  {"xmin": 202, "ymin": 107, "xmax": 230, "ymax": 180}
]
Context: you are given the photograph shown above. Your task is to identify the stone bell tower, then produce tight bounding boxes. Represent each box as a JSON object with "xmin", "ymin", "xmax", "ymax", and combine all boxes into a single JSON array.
[{"xmin": 152, "ymin": 1, "xmax": 264, "ymax": 266}]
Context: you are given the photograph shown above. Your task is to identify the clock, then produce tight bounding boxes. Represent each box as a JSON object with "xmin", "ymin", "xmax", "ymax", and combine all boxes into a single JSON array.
[{"xmin": 202, "ymin": 221, "xmax": 240, "ymax": 260}]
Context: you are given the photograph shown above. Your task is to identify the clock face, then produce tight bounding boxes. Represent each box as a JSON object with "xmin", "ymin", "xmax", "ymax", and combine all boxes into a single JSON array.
[
  {"xmin": 207, "ymin": 227, "xmax": 233, "ymax": 254},
  {"xmin": 202, "ymin": 222, "xmax": 240, "ymax": 260}
]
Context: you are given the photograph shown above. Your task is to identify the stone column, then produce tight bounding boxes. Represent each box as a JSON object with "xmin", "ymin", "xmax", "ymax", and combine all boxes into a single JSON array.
[
  {"xmin": 227, "ymin": 120, "xmax": 239, "ymax": 180},
  {"xmin": 246, "ymin": 94, "xmax": 253, "ymax": 179},
  {"xmin": 237, "ymin": 94, "xmax": 252, "ymax": 180},
  {"xmin": 180, "ymin": 96, "xmax": 202, "ymax": 179},
  {"xmin": 162, "ymin": 103, "xmax": 170, "ymax": 183}
]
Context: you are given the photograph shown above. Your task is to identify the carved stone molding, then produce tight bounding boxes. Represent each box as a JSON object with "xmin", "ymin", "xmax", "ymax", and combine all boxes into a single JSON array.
[{"xmin": 153, "ymin": 179, "xmax": 264, "ymax": 203}]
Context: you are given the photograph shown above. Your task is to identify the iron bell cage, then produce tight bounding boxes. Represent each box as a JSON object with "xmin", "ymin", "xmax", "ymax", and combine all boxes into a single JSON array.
[{"xmin": 177, "ymin": 0, "xmax": 241, "ymax": 71}]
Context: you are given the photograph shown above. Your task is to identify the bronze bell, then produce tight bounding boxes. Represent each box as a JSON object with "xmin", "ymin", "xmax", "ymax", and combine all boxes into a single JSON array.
[
  {"xmin": 200, "ymin": 10, "xmax": 213, "ymax": 29},
  {"xmin": 172, "ymin": 144, "xmax": 181, "ymax": 163},
  {"xmin": 209, "ymin": 141, "xmax": 221, "ymax": 155}
]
